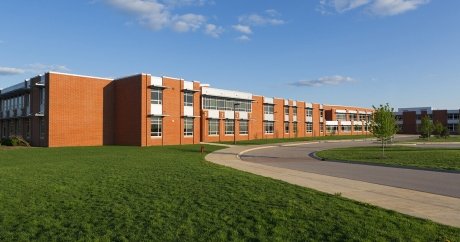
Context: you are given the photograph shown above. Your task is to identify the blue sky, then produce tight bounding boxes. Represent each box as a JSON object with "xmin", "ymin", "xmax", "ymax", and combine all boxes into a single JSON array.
[{"xmin": 1, "ymin": 0, "xmax": 459, "ymax": 109}]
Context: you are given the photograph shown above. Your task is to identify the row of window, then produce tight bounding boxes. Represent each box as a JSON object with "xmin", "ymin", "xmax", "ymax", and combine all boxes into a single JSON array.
[
  {"xmin": 1, "ymin": 118, "xmax": 45, "ymax": 139},
  {"xmin": 151, "ymin": 89, "xmax": 195, "ymax": 107},
  {"xmin": 266, "ymin": 105, "xmax": 323, "ymax": 118},
  {"xmin": 202, "ymin": 96, "xmax": 252, "ymax": 112},
  {"xmin": 151, "ymin": 117, "xmax": 195, "ymax": 137},
  {"xmin": 208, "ymin": 119, "xmax": 249, "ymax": 136},
  {"xmin": 0, "ymin": 94, "xmax": 34, "ymax": 112},
  {"xmin": 336, "ymin": 113, "xmax": 371, "ymax": 121},
  {"xmin": 326, "ymin": 125, "xmax": 369, "ymax": 132},
  {"xmin": 397, "ymin": 114, "xmax": 460, "ymax": 121}
]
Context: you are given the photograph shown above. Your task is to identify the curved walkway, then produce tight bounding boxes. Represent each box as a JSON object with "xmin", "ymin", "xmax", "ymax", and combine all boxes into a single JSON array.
[{"xmin": 205, "ymin": 139, "xmax": 460, "ymax": 228}]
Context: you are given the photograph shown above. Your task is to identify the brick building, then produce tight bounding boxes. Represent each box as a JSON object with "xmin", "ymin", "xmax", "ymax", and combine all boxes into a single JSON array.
[
  {"xmin": 395, "ymin": 107, "xmax": 460, "ymax": 135},
  {"xmin": 0, "ymin": 72, "xmax": 373, "ymax": 147}
]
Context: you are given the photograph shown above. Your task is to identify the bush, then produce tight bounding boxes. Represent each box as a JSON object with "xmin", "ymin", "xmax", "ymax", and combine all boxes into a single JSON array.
[
  {"xmin": 440, "ymin": 127, "xmax": 450, "ymax": 139},
  {"xmin": 1, "ymin": 136, "xmax": 30, "ymax": 147}
]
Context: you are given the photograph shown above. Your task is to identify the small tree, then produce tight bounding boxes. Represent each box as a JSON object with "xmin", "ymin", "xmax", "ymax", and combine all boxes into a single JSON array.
[
  {"xmin": 440, "ymin": 126, "xmax": 450, "ymax": 139},
  {"xmin": 419, "ymin": 116, "xmax": 433, "ymax": 139},
  {"xmin": 433, "ymin": 121, "xmax": 444, "ymax": 138},
  {"xmin": 370, "ymin": 103, "xmax": 398, "ymax": 157}
]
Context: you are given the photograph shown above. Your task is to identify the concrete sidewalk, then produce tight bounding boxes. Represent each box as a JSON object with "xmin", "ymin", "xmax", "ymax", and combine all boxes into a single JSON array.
[{"xmin": 206, "ymin": 145, "xmax": 460, "ymax": 228}]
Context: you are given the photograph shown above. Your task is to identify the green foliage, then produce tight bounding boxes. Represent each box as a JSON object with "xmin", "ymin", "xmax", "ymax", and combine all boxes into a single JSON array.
[
  {"xmin": 370, "ymin": 103, "xmax": 397, "ymax": 156},
  {"xmin": 419, "ymin": 116, "xmax": 433, "ymax": 139},
  {"xmin": 0, "ymin": 145, "xmax": 459, "ymax": 241},
  {"xmin": 440, "ymin": 126, "xmax": 450, "ymax": 139},
  {"xmin": 433, "ymin": 122, "xmax": 450, "ymax": 139},
  {"xmin": 0, "ymin": 136, "xmax": 30, "ymax": 147},
  {"xmin": 317, "ymin": 146, "xmax": 460, "ymax": 171}
]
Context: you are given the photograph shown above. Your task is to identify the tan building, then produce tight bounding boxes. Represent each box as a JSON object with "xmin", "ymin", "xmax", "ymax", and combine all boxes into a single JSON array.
[{"xmin": 0, "ymin": 72, "xmax": 373, "ymax": 147}]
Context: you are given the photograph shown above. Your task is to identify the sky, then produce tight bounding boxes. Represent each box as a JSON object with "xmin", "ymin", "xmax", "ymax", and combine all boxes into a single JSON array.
[{"xmin": 1, "ymin": 0, "xmax": 459, "ymax": 109}]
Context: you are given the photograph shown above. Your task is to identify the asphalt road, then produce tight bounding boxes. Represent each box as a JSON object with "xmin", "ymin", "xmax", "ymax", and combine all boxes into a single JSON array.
[{"xmin": 240, "ymin": 139, "xmax": 460, "ymax": 198}]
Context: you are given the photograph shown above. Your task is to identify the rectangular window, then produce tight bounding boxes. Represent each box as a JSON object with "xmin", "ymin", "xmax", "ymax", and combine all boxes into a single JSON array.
[
  {"xmin": 225, "ymin": 119, "xmax": 234, "ymax": 135},
  {"xmin": 39, "ymin": 118, "xmax": 45, "ymax": 139},
  {"xmin": 40, "ymin": 89, "xmax": 45, "ymax": 105},
  {"xmin": 25, "ymin": 119, "xmax": 30, "ymax": 139},
  {"xmin": 341, "ymin": 125, "xmax": 351, "ymax": 132},
  {"xmin": 239, "ymin": 120, "xmax": 249, "ymax": 135},
  {"xmin": 320, "ymin": 122, "xmax": 324, "ymax": 133},
  {"xmin": 349, "ymin": 113, "xmax": 357, "ymax": 121},
  {"xmin": 448, "ymin": 124, "xmax": 458, "ymax": 132},
  {"xmin": 448, "ymin": 113, "xmax": 459, "ymax": 120},
  {"xmin": 336, "ymin": 113, "xmax": 347, "ymax": 121},
  {"xmin": 354, "ymin": 125, "xmax": 362, "ymax": 131},
  {"xmin": 293, "ymin": 122, "xmax": 298, "ymax": 134},
  {"xmin": 151, "ymin": 117, "xmax": 162, "ymax": 137},
  {"xmin": 293, "ymin": 107, "xmax": 297, "ymax": 117},
  {"xmin": 184, "ymin": 118, "xmax": 193, "ymax": 136},
  {"xmin": 264, "ymin": 121, "xmax": 274, "ymax": 134},
  {"xmin": 264, "ymin": 104, "xmax": 274, "ymax": 114},
  {"xmin": 284, "ymin": 106, "xmax": 289, "ymax": 115},
  {"xmin": 184, "ymin": 92, "xmax": 193, "ymax": 107},
  {"xmin": 320, "ymin": 109, "xmax": 324, "ymax": 118},
  {"xmin": 208, "ymin": 119, "xmax": 219, "ymax": 136},
  {"xmin": 306, "ymin": 122, "xmax": 313, "ymax": 133},
  {"xmin": 306, "ymin": 108, "xmax": 313, "ymax": 117},
  {"xmin": 327, "ymin": 125, "xmax": 338, "ymax": 133},
  {"xmin": 151, "ymin": 89, "xmax": 163, "ymax": 104},
  {"xmin": 284, "ymin": 122, "xmax": 290, "ymax": 134},
  {"xmin": 202, "ymin": 97, "xmax": 252, "ymax": 112}
]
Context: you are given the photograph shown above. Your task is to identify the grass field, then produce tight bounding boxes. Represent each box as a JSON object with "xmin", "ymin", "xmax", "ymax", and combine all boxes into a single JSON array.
[
  {"xmin": 414, "ymin": 135, "xmax": 460, "ymax": 143},
  {"xmin": 316, "ymin": 146, "xmax": 460, "ymax": 171},
  {"xmin": 0, "ymin": 145, "xmax": 459, "ymax": 241},
  {"xmin": 223, "ymin": 134, "xmax": 372, "ymax": 145}
]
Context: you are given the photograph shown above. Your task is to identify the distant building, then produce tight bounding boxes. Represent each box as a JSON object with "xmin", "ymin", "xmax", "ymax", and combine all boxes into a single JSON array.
[
  {"xmin": 394, "ymin": 107, "xmax": 459, "ymax": 134},
  {"xmin": 0, "ymin": 72, "xmax": 373, "ymax": 147}
]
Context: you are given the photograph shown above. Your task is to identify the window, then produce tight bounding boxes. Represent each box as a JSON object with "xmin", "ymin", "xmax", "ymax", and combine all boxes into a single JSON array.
[
  {"xmin": 239, "ymin": 120, "xmax": 249, "ymax": 135},
  {"xmin": 349, "ymin": 113, "xmax": 357, "ymax": 121},
  {"xmin": 395, "ymin": 115, "xmax": 402, "ymax": 121},
  {"xmin": 293, "ymin": 122, "xmax": 298, "ymax": 134},
  {"xmin": 336, "ymin": 113, "xmax": 347, "ymax": 121},
  {"xmin": 448, "ymin": 113, "xmax": 459, "ymax": 120},
  {"xmin": 184, "ymin": 92, "xmax": 193, "ymax": 107},
  {"xmin": 293, "ymin": 107, "xmax": 297, "ymax": 117},
  {"xmin": 151, "ymin": 117, "xmax": 162, "ymax": 137},
  {"xmin": 225, "ymin": 119, "xmax": 234, "ymax": 135},
  {"xmin": 202, "ymin": 96, "xmax": 252, "ymax": 112},
  {"xmin": 306, "ymin": 108, "xmax": 313, "ymax": 117},
  {"xmin": 25, "ymin": 119, "xmax": 30, "ymax": 139},
  {"xmin": 320, "ymin": 109, "xmax": 324, "ymax": 118},
  {"xmin": 326, "ymin": 125, "xmax": 338, "ymax": 133},
  {"xmin": 354, "ymin": 125, "xmax": 362, "ymax": 131},
  {"xmin": 448, "ymin": 124, "xmax": 458, "ymax": 133},
  {"xmin": 40, "ymin": 89, "xmax": 45, "ymax": 105},
  {"xmin": 151, "ymin": 89, "xmax": 163, "ymax": 104},
  {"xmin": 208, "ymin": 119, "xmax": 219, "ymax": 136},
  {"xmin": 359, "ymin": 114, "xmax": 367, "ymax": 121},
  {"xmin": 416, "ymin": 115, "xmax": 422, "ymax": 121},
  {"xmin": 306, "ymin": 122, "xmax": 313, "ymax": 133},
  {"xmin": 365, "ymin": 124, "xmax": 370, "ymax": 132},
  {"xmin": 284, "ymin": 122, "xmax": 290, "ymax": 133},
  {"xmin": 320, "ymin": 122, "xmax": 324, "ymax": 133},
  {"xmin": 284, "ymin": 106, "xmax": 289, "ymax": 115},
  {"xmin": 341, "ymin": 125, "xmax": 351, "ymax": 132},
  {"xmin": 264, "ymin": 104, "xmax": 274, "ymax": 114},
  {"xmin": 184, "ymin": 118, "xmax": 193, "ymax": 136},
  {"xmin": 39, "ymin": 118, "xmax": 45, "ymax": 139},
  {"xmin": 264, "ymin": 121, "xmax": 274, "ymax": 134}
]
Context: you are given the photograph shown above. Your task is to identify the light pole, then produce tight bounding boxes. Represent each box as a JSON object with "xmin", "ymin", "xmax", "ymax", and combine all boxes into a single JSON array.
[{"xmin": 234, "ymin": 103, "xmax": 240, "ymax": 145}]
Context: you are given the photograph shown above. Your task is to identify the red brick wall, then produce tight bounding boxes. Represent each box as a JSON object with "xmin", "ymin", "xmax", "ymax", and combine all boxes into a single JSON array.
[{"xmin": 47, "ymin": 73, "xmax": 113, "ymax": 147}]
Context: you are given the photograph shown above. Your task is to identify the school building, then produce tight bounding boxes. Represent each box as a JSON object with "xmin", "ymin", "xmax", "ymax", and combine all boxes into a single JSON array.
[
  {"xmin": 395, "ymin": 107, "xmax": 460, "ymax": 134},
  {"xmin": 0, "ymin": 72, "xmax": 373, "ymax": 147}
]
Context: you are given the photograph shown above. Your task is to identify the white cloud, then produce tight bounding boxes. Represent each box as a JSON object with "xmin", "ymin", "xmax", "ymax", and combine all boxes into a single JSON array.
[
  {"xmin": 318, "ymin": 0, "xmax": 429, "ymax": 16},
  {"xmin": 106, "ymin": 0, "xmax": 222, "ymax": 36},
  {"xmin": 0, "ymin": 67, "xmax": 26, "ymax": 76},
  {"xmin": 238, "ymin": 13, "xmax": 285, "ymax": 26},
  {"xmin": 0, "ymin": 64, "xmax": 70, "ymax": 76},
  {"xmin": 204, "ymin": 24, "xmax": 224, "ymax": 38},
  {"xmin": 289, "ymin": 75, "xmax": 355, "ymax": 87},
  {"xmin": 236, "ymin": 35, "xmax": 251, "ymax": 42},
  {"xmin": 232, "ymin": 24, "xmax": 252, "ymax": 34}
]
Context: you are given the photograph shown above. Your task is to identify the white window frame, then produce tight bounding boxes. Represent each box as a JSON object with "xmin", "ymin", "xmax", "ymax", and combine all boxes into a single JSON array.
[
  {"xmin": 239, "ymin": 120, "xmax": 249, "ymax": 135},
  {"xmin": 264, "ymin": 121, "xmax": 274, "ymax": 134},
  {"xmin": 184, "ymin": 118, "xmax": 194, "ymax": 136},
  {"xmin": 151, "ymin": 117, "xmax": 162, "ymax": 137},
  {"xmin": 184, "ymin": 92, "xmax": 193, "ymax": 107},
  {"xmin": 306, "ymin": 122, "xmax": 313, "ymax": 133},
  {"xmin": 151, "ymin": 89, "xmax": 163, "ymax": 105},
  {"xmin": 208, "ymin": 119, "xmax": 219, "ymax": 136}
]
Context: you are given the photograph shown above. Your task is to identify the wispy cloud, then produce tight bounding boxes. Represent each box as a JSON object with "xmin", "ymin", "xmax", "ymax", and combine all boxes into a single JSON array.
[
  {"xmin": 105, "ymin": 0, "xmax": 223, "ymax": 37},
  {"xmin": 0, "ymin": 64, "xmax": 70, "ymax": 76},
  {"xmin": 0, "ymin": 67, "xmax": 26, "ymax": 76},
  {"xmin": 289, "ymin": 75, "xmax": 355, "ymax": 87},
  {"xmin": 318, "ymin": 0, "xmax": 430, "ymax": 16},
  {"xmin": 232, "ymin": 24, "xmax": 252, "ymax": 34},
  {"xmin": 236, "ymin": 35, "xmax": 251, "ymax": 42}
]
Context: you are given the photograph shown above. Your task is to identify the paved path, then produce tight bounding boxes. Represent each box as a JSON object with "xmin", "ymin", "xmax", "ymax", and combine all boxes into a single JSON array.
[{"xmin": 205, "ymin": 139, "xmax": 460, "ymax": 228}]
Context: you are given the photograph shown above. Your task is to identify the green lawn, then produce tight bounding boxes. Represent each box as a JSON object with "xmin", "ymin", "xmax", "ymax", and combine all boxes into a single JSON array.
[
  {"xmin": 413, "ymin": 135, "xmax": 460, "ymax": 143},
  {"xmin": 224, "ymin": 134, "xmax": 372, "ymax": 145},
  {"xmin": 0, "ymin": 145, "xmax": 459, "ymax": 241},
  {"xmin": 316, "ymin": 146, "xmax": 460, "ymax": 171}
]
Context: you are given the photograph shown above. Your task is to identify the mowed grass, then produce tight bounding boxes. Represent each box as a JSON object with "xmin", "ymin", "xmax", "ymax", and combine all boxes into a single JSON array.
[
  {"xmin": 414, "ymin": 135, "xmax": 460, "ymax": 143},
  {"xmin": 223, "ymin": 134, "xmax": 371, "ymax": 145},
  {"xmin": 317, "ymin": 146, "xmax": 460, "ymax": 171},
  {"xmin": 0, "ymin": 145, "xmax": 459, "ymax": 241}
]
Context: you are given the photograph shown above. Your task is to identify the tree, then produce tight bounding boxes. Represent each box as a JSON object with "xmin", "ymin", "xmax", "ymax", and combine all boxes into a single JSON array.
[
  {"xmin": 370, "ymin": 103, "xmax": 398, "ymax": 157},
  {"xmin": 433, "ymin": 121, "xmax": 444, "ymax": 138},
  {"xmin": 419, "ymin": 116, "xmax": 433, "ymax": 139}
]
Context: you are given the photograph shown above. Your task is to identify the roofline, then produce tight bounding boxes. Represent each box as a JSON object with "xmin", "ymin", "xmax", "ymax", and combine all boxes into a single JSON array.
[{"xmin": 48, "ymin": 71, "xmax": 113, "ymax": 81}]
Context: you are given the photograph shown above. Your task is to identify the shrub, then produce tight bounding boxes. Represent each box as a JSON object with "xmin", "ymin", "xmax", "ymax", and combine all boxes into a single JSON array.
[{"xmin": 1, "ymin": 136, "xmax": 30, "ymax": 147}]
